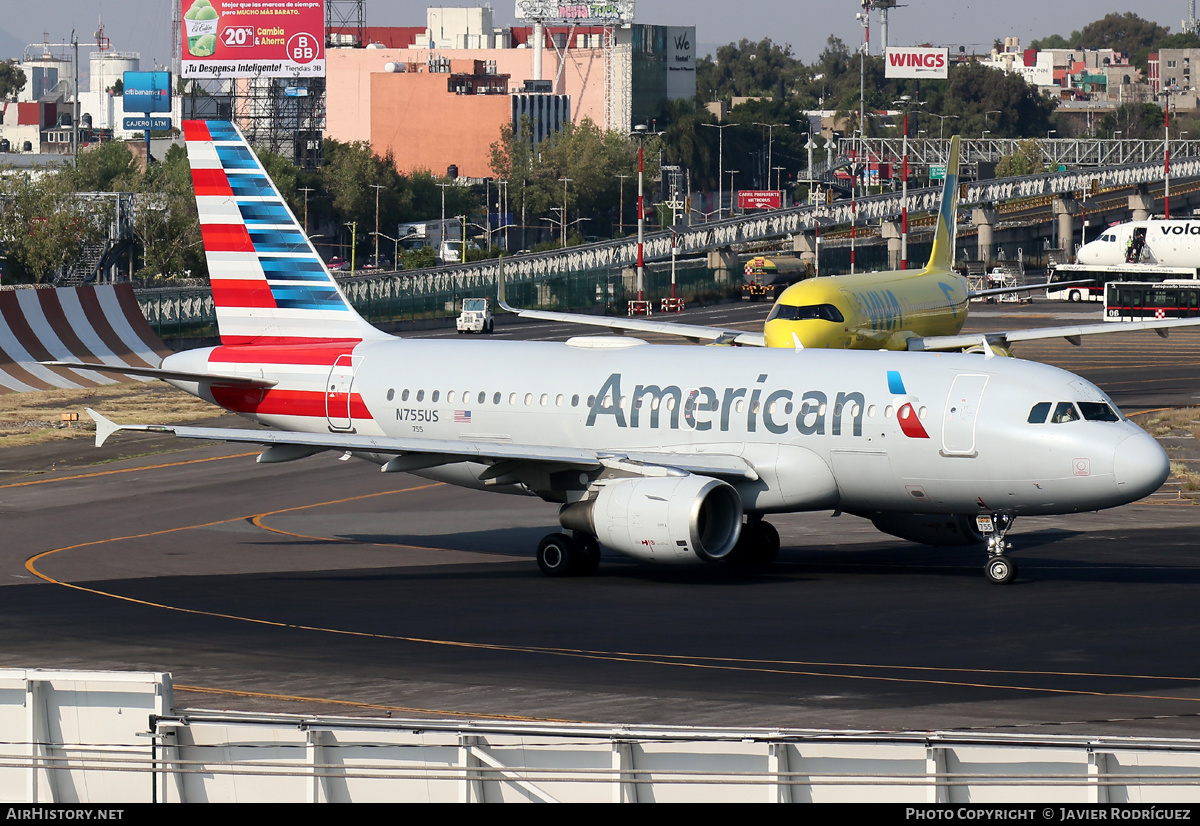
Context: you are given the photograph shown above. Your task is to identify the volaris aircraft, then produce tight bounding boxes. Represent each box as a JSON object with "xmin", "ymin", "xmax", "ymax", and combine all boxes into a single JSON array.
[
  {"xmin": 511, "ymin": 137, "xmax": 1200, "ymax": 352},
  {"xmin": 1077, "ymin": 218, "xmax": 1200, "ymax": 267},
  {"xmin": 55, "ymin": 122, "xmax": 1170, "ymax": 584}
]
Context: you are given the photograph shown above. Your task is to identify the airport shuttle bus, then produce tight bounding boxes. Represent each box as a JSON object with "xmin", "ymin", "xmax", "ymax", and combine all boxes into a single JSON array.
[
  {"xmin": 1048, "ymin": 263, "xmax": 1200, "ymax": 302},
  {"xmin": 1104, "ymin": 280, "xmax": 1200, "ymax": 321}
]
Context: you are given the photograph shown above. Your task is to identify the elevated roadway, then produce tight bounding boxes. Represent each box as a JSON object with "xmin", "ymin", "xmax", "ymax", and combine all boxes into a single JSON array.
[{"xmin": 339, "ymin": 149, "xmax": 1200, "ymax": 304}]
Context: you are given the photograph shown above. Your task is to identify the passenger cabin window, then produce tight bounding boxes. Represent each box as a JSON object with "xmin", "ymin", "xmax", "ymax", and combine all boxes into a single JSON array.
[
  {"xmin": 767, "ymin": 303, "xmax": 845, "ymax": 323},
  {"xmin": 1028, "ymin": 402, "xmax": 1051, "ymax": 424}
]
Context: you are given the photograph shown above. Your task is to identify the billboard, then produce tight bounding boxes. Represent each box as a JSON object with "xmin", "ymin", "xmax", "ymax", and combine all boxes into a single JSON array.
[
  {"xmin": 514, "ymin": 1, "xmax": 635, "ymax": 23},
  {"xmin": 123, "ymin": 71, "xmax": 171, "ymax": 114},
  {"xmin": 738, "ymin": 190, "xmax": 782, "ymax": 210},
  {"xmin": 885, "ymin": 47, "xmax": 949, "ymax": 79},
  {"xmin": 181, "ymin": 0, "xmax": 325, "ymax": 79}
]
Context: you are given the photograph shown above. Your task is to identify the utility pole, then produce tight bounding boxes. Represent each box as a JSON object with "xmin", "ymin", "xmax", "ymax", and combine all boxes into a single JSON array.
[{"xmin": 299, "ymin": 187, "xmax": 314, "ymax": 236}]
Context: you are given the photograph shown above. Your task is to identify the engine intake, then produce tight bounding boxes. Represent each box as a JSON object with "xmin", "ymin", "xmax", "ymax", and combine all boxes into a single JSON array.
[{"xmin": 560, "ymin": 475, "xmax": 743, "ymax": 564}]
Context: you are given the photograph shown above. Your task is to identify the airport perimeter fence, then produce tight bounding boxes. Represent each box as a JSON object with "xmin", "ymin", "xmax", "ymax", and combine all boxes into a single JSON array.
[
  {"xmin": 10, "ymin": 669, "xmax": 1200, "ymax": 804},
  {"xmin": 136, "ymin": 258, "xmax": 732, "ymax": 347}
]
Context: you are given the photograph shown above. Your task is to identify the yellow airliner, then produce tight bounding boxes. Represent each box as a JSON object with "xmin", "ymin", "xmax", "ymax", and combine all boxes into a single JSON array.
[{"xmin": 510, "ymin": 136, "xmax": 1199, "ymax": 352}]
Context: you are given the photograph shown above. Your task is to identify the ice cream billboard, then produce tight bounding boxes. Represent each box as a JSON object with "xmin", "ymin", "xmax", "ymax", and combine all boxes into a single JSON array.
[{"xmin": 181, "ymin": 0, "xmax": 325, "ymax": 79}]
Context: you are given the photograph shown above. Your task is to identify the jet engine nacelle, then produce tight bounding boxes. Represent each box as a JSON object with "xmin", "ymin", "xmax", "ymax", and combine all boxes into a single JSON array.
[
  {"xmin": 869, "ymin": 512, "xmax": 986, "ymax": 546},
  {"xmin": 560, "ymin": 475, "xmax": 743, "ymax": 564}
]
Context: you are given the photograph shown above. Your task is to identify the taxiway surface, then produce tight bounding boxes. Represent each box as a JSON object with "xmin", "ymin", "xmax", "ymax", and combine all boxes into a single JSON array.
[{"xmin": 5, "ymin": 299, "xmax": 1200, "ymax": 735}]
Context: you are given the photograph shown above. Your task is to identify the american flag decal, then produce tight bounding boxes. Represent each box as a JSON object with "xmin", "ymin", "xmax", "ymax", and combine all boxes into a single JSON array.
[{"xmin": 454, "ymin": 410, "xmax": 472, "ymax": 423}]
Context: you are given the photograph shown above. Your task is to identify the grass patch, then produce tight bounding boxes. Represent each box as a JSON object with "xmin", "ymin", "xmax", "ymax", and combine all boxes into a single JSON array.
[
  {"xmin": 1134, "ymin": 407, "xmax": 1200, "ymax": 437},
  {"xmin": 0, "ymin": 382, "xmax": 221, "ymax": 448}
]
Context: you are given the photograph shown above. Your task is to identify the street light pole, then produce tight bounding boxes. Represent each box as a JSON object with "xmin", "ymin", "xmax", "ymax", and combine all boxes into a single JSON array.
[
  {"xmin": 370, "ymin": 184, "xmax": 383, "ymax": 267},
  {"xmin": 558, "ymin": 176, "xmax": 572, "ymax": 246},
  {"xmin": 700, "ymin": 123, "xmax": 731, "ymax": 218},
  {"xmin": 615, "ymin": 173, "xmax": 630, "ymax": 235}
]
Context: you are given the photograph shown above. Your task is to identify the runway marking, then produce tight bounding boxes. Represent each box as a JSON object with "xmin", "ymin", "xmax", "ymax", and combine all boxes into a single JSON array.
[
  {"xmin": 25, "ymin": 493, "xmax": 1200, "ymax": 710},
  {"xmin": 0, "ymin": 450, "xmax": 258, "ymax": 490}
]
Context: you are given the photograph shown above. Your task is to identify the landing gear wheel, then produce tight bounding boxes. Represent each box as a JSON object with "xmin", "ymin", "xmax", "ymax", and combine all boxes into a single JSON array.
[
  {"xmin": 985, "ymin": 554, "xmax": 1018, "ymax": 584},
  {"xmin": 572, "ymin": 532, "xmax": 601, "ymax": 575},
  {"xmin": 726, "ymin": 519, "xmax": 780, "ymax": 567},
  {"xmin": 537, "ymin": 532, "xmax": 579, "ymax": 577}
]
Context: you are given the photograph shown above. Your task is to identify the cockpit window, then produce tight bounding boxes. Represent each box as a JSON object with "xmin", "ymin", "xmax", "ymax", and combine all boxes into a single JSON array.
[
  {"xmin": 1078, "ymin": 401, "xmax": 1120, "ymax": 422},
  {"xmin": 1027, "ymin": 402, "xmax": 1051, "ymax": 424},
  {"xmin": 1052, "ymin": 402, "xmax": 1080, "ymax": 423},
  {"xmin": 767, "ymin": 303, "xmax": 845, "ymax": 323}
]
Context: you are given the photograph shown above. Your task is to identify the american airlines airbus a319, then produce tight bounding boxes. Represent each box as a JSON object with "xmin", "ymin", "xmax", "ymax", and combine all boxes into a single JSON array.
[{"xmin": 55, "ymin": 121, "xmax": 1170, "ymax": 585}]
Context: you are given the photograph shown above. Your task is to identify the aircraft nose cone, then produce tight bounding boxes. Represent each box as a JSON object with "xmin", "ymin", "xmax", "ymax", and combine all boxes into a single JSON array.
[{"xmin": 1114, "ymin": 430, "xmax": 1169, "ymax": 502}]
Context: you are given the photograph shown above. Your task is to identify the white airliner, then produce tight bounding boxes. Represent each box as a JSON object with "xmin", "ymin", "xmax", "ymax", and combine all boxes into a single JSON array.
[
  {"xmin": 1077, "ymin": 219, "xmax": 1200, "ymax": 267},
  {"xmin": 509, "ymin": 139, "xmax": 1199, "ymax": 353},
  {"xmin": 56, "ymin": 121, "xmax": 1170, "ymax": 585}
]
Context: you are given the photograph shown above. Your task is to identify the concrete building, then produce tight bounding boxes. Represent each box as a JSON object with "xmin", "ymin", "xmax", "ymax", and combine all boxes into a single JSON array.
[{"xmin": 326, "ymin": 6, "xmax": 695, "ymax": 178}]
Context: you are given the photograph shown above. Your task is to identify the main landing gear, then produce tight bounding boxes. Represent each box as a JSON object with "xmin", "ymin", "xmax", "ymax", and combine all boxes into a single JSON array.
[
  {"xmin": 977, "ymin": 513, "xmax": 1018, "ymax": 584},
  {"xmin": 725, "ymin": 516, "xmax": 780, "ymax": 568},
  {"xmin": 536, "ymin": 531, "xmax": 601, "ymax": 577}
]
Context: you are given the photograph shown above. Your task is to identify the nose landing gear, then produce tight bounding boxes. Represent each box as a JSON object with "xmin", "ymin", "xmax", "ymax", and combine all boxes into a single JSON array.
[{"xmin": 977, "ymin": 513, "xmax": 1018, "ymax": 584}]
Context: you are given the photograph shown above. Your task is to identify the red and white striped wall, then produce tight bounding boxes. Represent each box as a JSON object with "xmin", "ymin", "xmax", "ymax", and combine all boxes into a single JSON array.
[{"xmin": 0, "ymin": 285, "xmax": 171, "ymax": 394}]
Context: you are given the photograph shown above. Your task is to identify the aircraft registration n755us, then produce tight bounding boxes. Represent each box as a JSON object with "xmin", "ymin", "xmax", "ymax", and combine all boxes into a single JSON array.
[{"xmin": 57, "ymin": 121, "xmax": 1169, "ymax": 584}]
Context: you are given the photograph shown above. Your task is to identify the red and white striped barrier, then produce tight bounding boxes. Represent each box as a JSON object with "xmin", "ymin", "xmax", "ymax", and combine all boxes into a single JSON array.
[{"xmin": 0, "ymin": 285, "xmax": 171, "ymax": 394}]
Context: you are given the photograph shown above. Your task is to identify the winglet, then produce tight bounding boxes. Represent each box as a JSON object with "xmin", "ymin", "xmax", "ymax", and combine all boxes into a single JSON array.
[{"xmin": 86, "ymin": 408, "xmax": 121, "ymax": 448}]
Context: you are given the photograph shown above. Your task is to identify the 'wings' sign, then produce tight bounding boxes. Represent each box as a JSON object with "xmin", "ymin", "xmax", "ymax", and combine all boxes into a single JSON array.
[{"xmin": 885, "ymin": 47, "xmax": 949, "ymax": 79}]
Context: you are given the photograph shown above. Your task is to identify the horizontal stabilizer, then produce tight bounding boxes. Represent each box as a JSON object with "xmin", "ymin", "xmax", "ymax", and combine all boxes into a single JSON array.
[
  {"xmin": 46, "ymin": 361, "xmax": 276, "ymax": 387},
  {"xmin": 966, "ymin": 279, "xmax": 1091, "ymax": 300}
]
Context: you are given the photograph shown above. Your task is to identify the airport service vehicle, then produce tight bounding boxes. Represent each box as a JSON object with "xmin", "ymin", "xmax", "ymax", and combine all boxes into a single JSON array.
[
  {"xmin": 457, "ymin": 297, "xmax": 494, "ymax": 334},
  {"xmin": 741, "ymin": 256, "xmax": 808, "ymax": 302},
  {"xmin": 1105, "ymin": 280, "xmax": 1200, "ymax": 321},
  {"xmin": 512, "ymin": 139, "xmax": 1198, "ymax": 353},
  {"xmin": 57, "ymin": 122, "xmax": 1170, "ymax": 585},
  {"xmin": 1047, "ymin": 263, "xmax": 1200, "ymax": 302}
]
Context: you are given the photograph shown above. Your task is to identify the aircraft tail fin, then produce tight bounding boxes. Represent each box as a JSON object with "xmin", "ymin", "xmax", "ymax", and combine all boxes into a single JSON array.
[
  {"xmin": 924, "ymin": 135, "xmax": 961, "ymax": 274},
  {"xmin": 182, "ymin": 120, "xmax": 386, "ymax": 346}
]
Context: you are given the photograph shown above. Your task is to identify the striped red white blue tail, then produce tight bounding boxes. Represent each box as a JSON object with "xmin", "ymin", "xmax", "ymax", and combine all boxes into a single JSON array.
[{"xmin": 183, "ymin": 120, "xmax": 386, "ymax": 346}]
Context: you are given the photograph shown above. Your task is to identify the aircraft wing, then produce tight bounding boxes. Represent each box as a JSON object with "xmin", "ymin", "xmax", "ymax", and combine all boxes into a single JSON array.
[
  {"xmin": 907, "ymin": 317, "xmax": 1200, "ymax": 352},
  {"xmin": 514, "ymin": 308, "xmax": 766, "ymax": 347},
  {"xmin": 86, "ymin": 410, "xmax": 760, "ymax": 481}
]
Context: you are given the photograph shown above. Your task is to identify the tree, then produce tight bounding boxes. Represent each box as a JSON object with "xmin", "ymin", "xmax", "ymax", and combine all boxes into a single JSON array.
[
  {"xmin": 1098, "ymin": 103, "xmax": 1165, "ymax": 139},
  {"xmin": 1079, "ymin": 12, "xmax": 1167, "ymax": 53},
  {"xmin": 71, "ymin": 141, "xmax": 139, "ymax": 192},
  {"xmin": 491, "ymin": 117, "xmax": 643, "ymax": 239},
  {"xmin": 0, "ymin": 173, "xmax": 109, "ymax": 282},
  {"xmin": 1030, "ymin": 32, "xmax": 1082, "ymax": 50},
  {"xmin": 694, "ymin": 38, "xmax": 804, "ymax": 102},
  {"xmin": 995, "ymin": 139, "xmax": 1047, "ymax": 177},
  {"xmin": 943, "ymin": 63, "xmax": 1056, "ymax": 138},
  {"xmin": 0, "ymin": 60, "xmax": 25, "ymax": 102}
]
